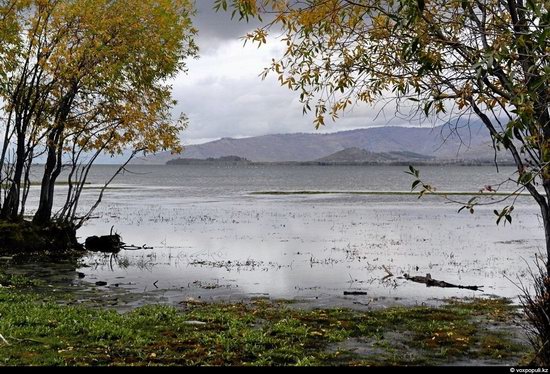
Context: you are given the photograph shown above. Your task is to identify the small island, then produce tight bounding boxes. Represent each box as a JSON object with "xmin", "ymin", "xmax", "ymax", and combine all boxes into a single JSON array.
[{"xmin": 166, "ymin": 155, "xmax": 252, "ymax": 165}]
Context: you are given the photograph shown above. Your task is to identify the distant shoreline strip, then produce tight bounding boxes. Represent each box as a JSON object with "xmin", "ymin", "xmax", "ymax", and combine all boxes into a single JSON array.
[{"xmin": 250, "ymin": 190, "xmax": 534, "ymax": 196}]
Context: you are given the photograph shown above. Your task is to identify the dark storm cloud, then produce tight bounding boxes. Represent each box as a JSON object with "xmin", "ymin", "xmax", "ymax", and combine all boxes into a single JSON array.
[
  {"xmin": 193, "ymin": 1, "xmax": 262, "ymax": 51},
  {"xmin": 166, "ymin": 1, "xmax": 415, "ymax": 146}
]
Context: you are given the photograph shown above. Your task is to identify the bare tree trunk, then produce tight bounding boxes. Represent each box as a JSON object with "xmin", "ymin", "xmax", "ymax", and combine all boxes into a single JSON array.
[
  {"xmin": 0, "ymin": 110, "xmax": 14, "ymax": 211},
  {"xmin": 544, "ymin": 217, "xmax": 550, "ymax": 273},
  {"xmin": 1, "ymin": 129, "xmax": 25, "ymax": 220},
  {"xmin": 540, "ymin": 188, "xmax": 550, "ymax": 275},
  {"xmin": 32, "ymin": 85, "xmax": 76, "ymax": 226},
  {"xmin": 19, "ymin": 150, "xmax": 33, "ymax": 217},
  {"xmin": 32, "ymin": 129, "xmax": 61, "ymax": 226}
]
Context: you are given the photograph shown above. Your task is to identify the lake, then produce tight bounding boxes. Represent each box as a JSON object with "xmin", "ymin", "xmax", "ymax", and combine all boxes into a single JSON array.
[{"xmin": 7, "ymin": 164, "xmax": 544, "ymax": 310}]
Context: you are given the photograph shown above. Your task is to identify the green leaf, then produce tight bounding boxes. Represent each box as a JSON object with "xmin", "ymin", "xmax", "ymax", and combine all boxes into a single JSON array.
[
  {"xmin": 526, "ymin": 0, "xmax": 541, "ymax": 17},
  {"xmin": 423, "ymin": 101, "xmax": 433, "ymax": 116},
  {"xmin": 518, "ymin": 172, "xmax": 533, "ymax": 185}
]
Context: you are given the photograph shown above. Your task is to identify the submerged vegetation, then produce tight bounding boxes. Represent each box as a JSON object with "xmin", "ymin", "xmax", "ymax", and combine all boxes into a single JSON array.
[{"xmin": 0, "ymin": 276, "xmax": 530, "ymax": 366}]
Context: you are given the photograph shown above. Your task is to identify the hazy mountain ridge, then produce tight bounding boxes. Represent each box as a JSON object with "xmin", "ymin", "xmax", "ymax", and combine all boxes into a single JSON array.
[{"xmin": 133, "ymin": 121, "xmax": 513, "ymax": 164}]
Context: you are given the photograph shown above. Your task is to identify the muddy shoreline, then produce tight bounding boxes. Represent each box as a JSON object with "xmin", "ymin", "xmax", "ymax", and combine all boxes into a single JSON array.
[{"xmin": 0, "ymin": 273, "xmax": 531, "ymax": 366}]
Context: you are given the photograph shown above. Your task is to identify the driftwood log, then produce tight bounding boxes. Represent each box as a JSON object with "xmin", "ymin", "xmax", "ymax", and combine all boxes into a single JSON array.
[
  {"xmin": 343, "ymin": 291, "xmax": 368, "ymax": 295},
  {"xmin": 403, "ymin": 273, "xmax": 483, "ymax": 292}
]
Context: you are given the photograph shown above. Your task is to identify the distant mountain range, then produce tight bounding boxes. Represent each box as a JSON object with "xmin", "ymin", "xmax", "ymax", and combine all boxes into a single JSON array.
[{"xmin": 133, "ymin": 121, "xmax": 514, "ymax": 165}]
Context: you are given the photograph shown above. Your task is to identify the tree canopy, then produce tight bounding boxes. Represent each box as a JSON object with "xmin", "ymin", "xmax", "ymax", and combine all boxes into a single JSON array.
[
  {"xmin": 216, "ymin": 2, "xmax": 549, "ymax": 361},
  {"xmin": 215, "ymin": 0, "xmax": 549, "ymax": 237},
  {"xmin": 0, "ymin": 0, "xmax": 197, "ymax": 226}
]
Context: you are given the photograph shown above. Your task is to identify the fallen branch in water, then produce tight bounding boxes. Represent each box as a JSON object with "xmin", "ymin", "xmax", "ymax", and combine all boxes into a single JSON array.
[
  {"xmin": 122, "ymin": 244, "xmax": 154, "ymax": 251},
  {"xmin": 403, "ymin": 273, "xmax": 483, "ymax": 292},
  {"xmin": 343, "ymin": 291, "xmax": 368, "ymax": 295},
  {"xmin": 0, "ymin": 333, "xmax": 10, "ymax": 345},
  {"xmin": 382, "ymin": 265, "xmax": 393, "ymax": 280}
]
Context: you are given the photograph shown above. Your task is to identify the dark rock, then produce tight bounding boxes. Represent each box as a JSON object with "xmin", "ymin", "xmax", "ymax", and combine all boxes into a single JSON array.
[
  {"xmin": 85, "ymin": 234, "xmax": 123, "ymax": 253},
  {"xmin": 95, "ymin": 281, "xmax": 107, "ymax": 286}
]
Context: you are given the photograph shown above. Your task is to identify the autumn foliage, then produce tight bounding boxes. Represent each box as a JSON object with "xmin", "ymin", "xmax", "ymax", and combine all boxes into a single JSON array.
[
  {"xmin": 216, "ymin": 0, "xmax": 549, "ymax": 257},
  {"xmin": 217, "ymin": 0, "xmax": 550, "ymax": 362},
  {"xmin": 0, "ymin": 0, "xmax": 197, "ymax": 228}
]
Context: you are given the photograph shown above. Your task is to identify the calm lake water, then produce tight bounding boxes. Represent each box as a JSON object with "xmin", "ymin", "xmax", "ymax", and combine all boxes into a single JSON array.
[{"xmin": 8, "ymin": 164, "xmax": 545, "ymax": 310}]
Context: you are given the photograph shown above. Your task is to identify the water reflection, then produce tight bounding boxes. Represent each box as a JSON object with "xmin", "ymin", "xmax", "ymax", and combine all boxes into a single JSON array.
[
  {"xmin": 73, "ymin": 193, "xmax": 543, "ymax": 309},
  {"xmin": 6, "ymin": 165, "xmax": 544, "ymax": 310}
]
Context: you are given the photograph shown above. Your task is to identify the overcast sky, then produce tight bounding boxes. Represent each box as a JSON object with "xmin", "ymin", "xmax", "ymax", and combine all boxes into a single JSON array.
[{"xmin": 172, "ymin": 1, "xmax": 417, "ymax": 146}]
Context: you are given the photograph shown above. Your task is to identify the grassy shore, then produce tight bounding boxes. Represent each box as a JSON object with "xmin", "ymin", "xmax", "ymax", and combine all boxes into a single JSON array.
[{"xmin": 0, "ymin": 272, "xmax": 531, "ymax": 366}]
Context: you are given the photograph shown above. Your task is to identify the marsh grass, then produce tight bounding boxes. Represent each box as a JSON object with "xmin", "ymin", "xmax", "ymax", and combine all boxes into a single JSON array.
[
  {"xmin": 0, "ymin": 285, "xmax": 530, "ymax": 366},
  {"xmin": 516, "ymin": 257, "xmax": 550, "ymax": 365}
]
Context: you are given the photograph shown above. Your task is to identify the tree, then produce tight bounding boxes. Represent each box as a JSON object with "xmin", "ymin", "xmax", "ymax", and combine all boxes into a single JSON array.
[
  {"xmin": 215, "ymin": 0, "xmax": 549, "ymax": 363},
  {"xmin": 215, "ymin": 0, "xmax": 549, "ymax": 258},
  {"xmin": 0, "ymin": 0, "xmax": 197, "ymax": 232}
]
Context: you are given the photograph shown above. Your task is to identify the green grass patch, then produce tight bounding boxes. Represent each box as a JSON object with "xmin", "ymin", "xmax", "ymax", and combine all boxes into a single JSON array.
[
  {"xmin": 0, "ymin": 287, "xmax": 530, "ymax": 366},
  {"xmin": 0, "ymin": 272, "xmax": 44, "ymax": 288}
]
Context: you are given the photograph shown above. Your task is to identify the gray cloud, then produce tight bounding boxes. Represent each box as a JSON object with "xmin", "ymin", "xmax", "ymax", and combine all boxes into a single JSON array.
[
  {"xmin": 193, "ymin": 1, "xmax": 262, "ymax": 53},
  {"xmin": 173, "ymin": 73, "xmax": 409, "ymax": 144},
  {"xmin": 169, "ymin": 1, "xmax": 412, "ymax": 146}
]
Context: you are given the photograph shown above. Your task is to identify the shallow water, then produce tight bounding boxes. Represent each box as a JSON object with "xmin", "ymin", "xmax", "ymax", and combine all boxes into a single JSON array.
[{"xmin": 8, "ymin": 164, "xmax": 544, "ymax": 310}]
